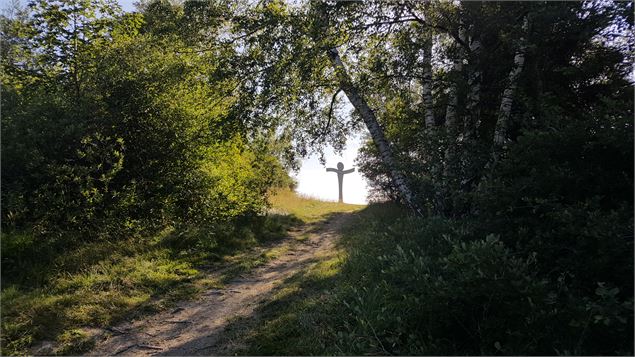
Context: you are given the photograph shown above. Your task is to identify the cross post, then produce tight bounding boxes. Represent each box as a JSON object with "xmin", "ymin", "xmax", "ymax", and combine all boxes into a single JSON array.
[{"xmin": 326, "ymin": 162, "xmax": 355, "ymax": 203}]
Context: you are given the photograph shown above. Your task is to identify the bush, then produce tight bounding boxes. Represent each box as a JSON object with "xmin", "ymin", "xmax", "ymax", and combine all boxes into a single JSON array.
[
  {"xmin": 352, "ymin": 100, "xmax": 633, "ymax": 355},
  {"xmin": 473, "ymin": 115, "xmax": 633, "ymax": 301},
  {"xmin": 1, "ymin": 5, "xmax": 291, "ymax": 244}
]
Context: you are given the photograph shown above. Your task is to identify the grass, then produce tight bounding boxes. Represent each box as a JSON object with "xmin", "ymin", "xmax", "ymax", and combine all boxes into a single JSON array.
[
  {"xmin": 7, "ymin": 189, "xmax": 623, "ymax": 355},
  {"xmin": 217, "ymin": 240, "xmax": 349, "ymax": 356},
  {"xmin": 0, "ymin": 232, "xmax": 224, "ymax": 356},
  {"xmin": 1, "ymin": 224, "xmax": 288, "ymax": 354},
  {"xmin": 0, "ymin": 189, "xmax": 364, "ymax": 356},
  {"xmin": 223, "ymin": 200, "xmax": 635, "ymax": 356},
  {"xmin": 268, "ymin": 189, "xmax": 365, "ymax": 223}
]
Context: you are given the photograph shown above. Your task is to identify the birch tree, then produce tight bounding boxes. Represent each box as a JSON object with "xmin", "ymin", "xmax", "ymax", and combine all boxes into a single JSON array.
[
  {"xmin": 421, "ymin": 37, "xmax": 435, "ymax": 128},
  {"xmin": 494, "ymin": 15, "xmax": 530, "ymax": 146},
  {"xmin": 464, "ymin": 29, "xmax": 482, "ymax": 139},
  {"xmin": 326, "ymin": 48, "xmax": 421, "ymax": 214},
  {"xmin": 444, "ymin": 29, "xmax": 464, "ymax": 132}
]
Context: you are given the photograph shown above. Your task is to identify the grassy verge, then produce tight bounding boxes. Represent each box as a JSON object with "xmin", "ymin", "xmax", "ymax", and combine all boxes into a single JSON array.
[
  {"xmin": 226, "ymin": 203, "xmax": 406, "ymax": 356},
  {"xmin": 268, "ymin": 189, "xmax": 364, "ymax": 223},
  {"xmin": 226, "ymin": 244, "xmax": 348, "ymax": 355},
  {"xmin": 1, "ymin": 215, "xmax": 294, "ymax": 355}
]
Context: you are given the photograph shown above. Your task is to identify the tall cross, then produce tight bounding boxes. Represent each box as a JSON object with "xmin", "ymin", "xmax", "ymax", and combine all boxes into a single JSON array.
[{"xmin": 326, "ymin": 162, "xmax": 355, "ymax": 203}]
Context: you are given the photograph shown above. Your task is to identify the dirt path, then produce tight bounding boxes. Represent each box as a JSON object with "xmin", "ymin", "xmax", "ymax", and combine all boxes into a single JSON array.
[{"xmin": 88, "ymin": 213, "xmax": 348, "ymax": 356}]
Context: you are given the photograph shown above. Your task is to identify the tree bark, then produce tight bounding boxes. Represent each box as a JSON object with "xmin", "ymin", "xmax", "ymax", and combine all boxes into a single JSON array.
[
  {"xmin": 421, "ymin": 37, "xmax": 435, "ymax": 128},
  {"xmin": 464, "ymin": 33, "xmax": 482, "ymax": 139},
  {"xmin": 326, "ymin": 48, "xmax": 422, "ymax": 215},
  {"xmin": 444, "ymin": 61, "xmax": 461, "ymax": 130},
  {"xmin": 444, "ymin": 28, "xmax": 465, "ymax": 131},
  {"xmin": 443, "ymin": 29, "xmax": 465, "ymax": 184},
  {"xmin": 494, "ymin": 16, "xmax": 529, "ymax": 146}
]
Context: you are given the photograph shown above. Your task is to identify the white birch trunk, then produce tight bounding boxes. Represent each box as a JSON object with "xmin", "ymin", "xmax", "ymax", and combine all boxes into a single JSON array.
[
  {"xmin": 421, "ymin": 38, "xmax": 435, "ymax": 128},
  {"xmin": 443, "ymin": 28, "xmax": 466, "ymax": 183},
  {"xmin": 444, "ymin": 61, "xmax": 461, "ymax": 130},
  {"xmin": 326, "ymin": 48, "xmax": 423, "ymax": 215},
  {"xmin": 444, "ymin": 28, "xmax": 466, "ymax": 130},
  {"xmin": 494, "ymin": 16, "xmax": 529, "ymax": 146}
]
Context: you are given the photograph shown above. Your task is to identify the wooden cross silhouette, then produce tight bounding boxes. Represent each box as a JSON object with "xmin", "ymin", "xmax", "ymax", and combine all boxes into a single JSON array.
[{"xmin": 326, "ymin": 162, "xmax": 355, "ymax": 203}]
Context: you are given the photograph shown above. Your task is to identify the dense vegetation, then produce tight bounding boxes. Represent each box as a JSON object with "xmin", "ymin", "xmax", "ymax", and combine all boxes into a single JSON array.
[
  {"xmin": 348, "ymin": 2, "xmax": 634, "ymax": 354},
  {"xmin": 225, "ymin": 1, "xmax": 633, "ymax": 355},
  {"xmin": 1, "ymin": 0, "xmax": 633, "ymax": 355}
]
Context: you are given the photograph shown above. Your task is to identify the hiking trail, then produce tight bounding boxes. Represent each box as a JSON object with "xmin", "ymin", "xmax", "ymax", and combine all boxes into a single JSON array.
[{"xmin": 88, "ymin": 213, "xmax": 349, "ymax": 356}]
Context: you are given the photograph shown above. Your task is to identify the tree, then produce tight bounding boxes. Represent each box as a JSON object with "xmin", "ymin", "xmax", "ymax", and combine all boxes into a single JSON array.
[{"xmin": 1, "ymin": 0, "xmax": 293, "ymax": 236}]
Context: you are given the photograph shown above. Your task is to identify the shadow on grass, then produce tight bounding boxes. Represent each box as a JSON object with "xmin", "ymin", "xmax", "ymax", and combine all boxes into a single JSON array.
[
  {"xmin": 0, "ymin": 212, "xmax": 305, "ymax": 355},
  {"xmin": 157, "ymin": 251, "xmax": 342, "ymax": 356}
]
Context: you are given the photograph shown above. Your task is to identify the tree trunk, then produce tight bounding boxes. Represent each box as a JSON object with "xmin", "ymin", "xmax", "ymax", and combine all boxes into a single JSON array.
[
  {"xmin": 494, "ymin": 16, "xmax": 529, "ymax": 146},
  {"xmin": 421, "ymin": 37, "xmax": 435, "ymax": 128},
  {"xmin": 464, "ymin": 34, "xmax": 482, "ymax": 139},
  {"xmin": 443, "ymin": 29, "xmax": 465, "ymax": 184},
  {"xmin": 444, "ymin": 28, "xmax": 465, "ymax": 131},
  {"xmin": 326, "ymin": 48, "xmax": 422, "ymax": 215},
  {"xmin": 444, "ymin": 61, "xmax": 461, "ymax": 130}
]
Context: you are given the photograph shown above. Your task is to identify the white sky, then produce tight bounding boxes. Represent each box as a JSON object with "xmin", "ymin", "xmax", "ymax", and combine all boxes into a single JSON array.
[
  {"xmin": 119, "ymin": 0, "xmax": 136, "ymax": 11},
  {"xmin": 293, "ymin": 135, "xmax": 369, "ymax": 204}
]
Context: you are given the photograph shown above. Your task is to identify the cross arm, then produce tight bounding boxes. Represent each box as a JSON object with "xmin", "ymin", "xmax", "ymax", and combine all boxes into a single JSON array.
[
  {"xmin": 342, "ymin": 168, "xmax": 355, "ymax": 174},
  {"xmin": 326, "ymin": 168, "xmax": 338, "ymax": 173}
]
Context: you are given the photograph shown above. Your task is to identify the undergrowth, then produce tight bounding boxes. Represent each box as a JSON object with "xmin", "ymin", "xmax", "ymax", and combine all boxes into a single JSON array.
[
  {"xmin": 0, "ymin": 189, "xmax": 362, "ymax": 356},
  {"xmin": 233, "ymin": 203, "xmax": 633, "ymax": 356}
]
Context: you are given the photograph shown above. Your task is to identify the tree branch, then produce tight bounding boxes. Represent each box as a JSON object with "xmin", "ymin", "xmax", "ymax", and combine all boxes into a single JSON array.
[{"xmin": 326, "ymin": 88, "xmax": 342, "ymax": 135}]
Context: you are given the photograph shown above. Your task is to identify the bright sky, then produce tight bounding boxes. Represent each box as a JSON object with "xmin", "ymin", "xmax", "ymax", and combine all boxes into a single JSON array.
[
  {"xmin": 293, "ymin": 135, "xmax": 370, "ymax": 204},
  {"xmin": 119, "ymin": 0, "xmax": 136, "ymax": 11}
]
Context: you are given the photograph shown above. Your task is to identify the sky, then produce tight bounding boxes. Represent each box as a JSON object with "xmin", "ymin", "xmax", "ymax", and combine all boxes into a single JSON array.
[
  {"xmin": 293, "ymin": 135, "xmax": 370, "ymax": 204},
  {"xmin": 118, "ymin": 0, "xmax": 136, "ymax": 12}
]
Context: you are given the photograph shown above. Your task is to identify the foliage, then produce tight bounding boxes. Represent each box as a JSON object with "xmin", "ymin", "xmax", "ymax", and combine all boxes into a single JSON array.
[
  {"xmin": 473, "ymin": 111, "xmax": 633, "ymax": 292},
  {"xmin": 1, "ymin": 1, "xmax": 295, "ymax": 354},
  {"xmin": 347, "ymin": 3, "xmax": 634, "ymax": 354},
  {"xmin": 1, "ymin": 0, "xmax": 292, "ymax": 237},
  {"xmin": 0, "ymin": 199, "xmax": 302, "ymax": 356},
  {"xmin": 1, "ymin": 0, "xmax": 632, "ymax": 355}
]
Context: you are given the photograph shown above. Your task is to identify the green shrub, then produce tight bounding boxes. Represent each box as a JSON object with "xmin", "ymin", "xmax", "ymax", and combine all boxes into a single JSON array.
[{"xmin": 1, "ymin": 0, "xmax": 293, "ymax": 240}]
